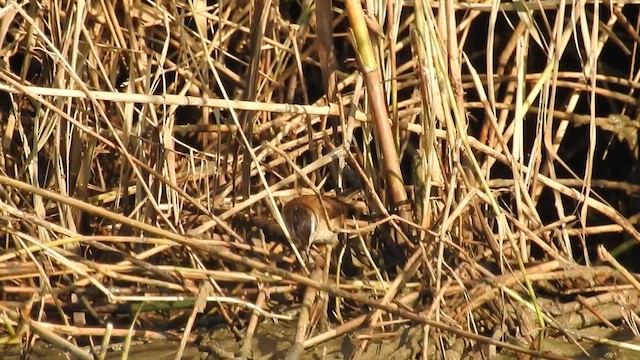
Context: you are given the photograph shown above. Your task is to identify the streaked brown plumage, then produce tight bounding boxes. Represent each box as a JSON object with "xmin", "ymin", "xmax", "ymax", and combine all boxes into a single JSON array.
[{"xmin": 282, "ymin": 195, "xmax": 351, "ymax": 252}]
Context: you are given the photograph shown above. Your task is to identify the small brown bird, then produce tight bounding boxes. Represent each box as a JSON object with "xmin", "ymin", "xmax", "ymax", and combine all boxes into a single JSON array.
[{"xmin": 282, "ymin": 195, "xmax": 352, "ymax": 253}]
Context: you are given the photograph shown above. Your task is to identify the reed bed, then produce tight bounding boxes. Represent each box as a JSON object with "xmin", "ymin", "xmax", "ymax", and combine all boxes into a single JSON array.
[{"xmin": 0, "ymin": 0, "xmax": 639, "ymax": 359}]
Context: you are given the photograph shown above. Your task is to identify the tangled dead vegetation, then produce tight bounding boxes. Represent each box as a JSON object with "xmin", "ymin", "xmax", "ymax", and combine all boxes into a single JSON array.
[{"xmin": 0, "ymin": 0, "xmax": 639, "ymax": 359}]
